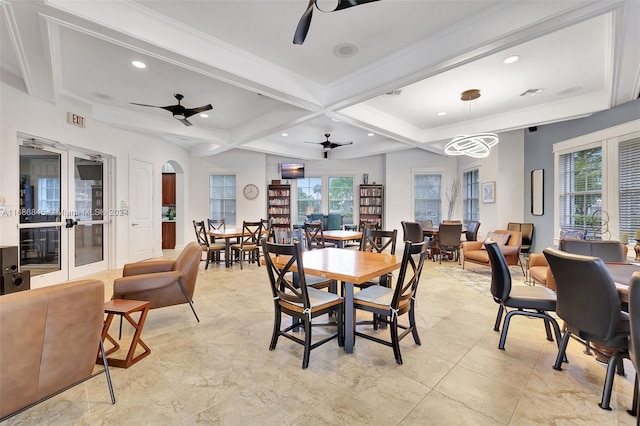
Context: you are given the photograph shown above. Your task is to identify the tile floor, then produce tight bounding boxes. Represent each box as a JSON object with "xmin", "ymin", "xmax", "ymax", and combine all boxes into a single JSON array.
[{"xmin": 3, "ymin": 250, "xmax": 637, "ymax": 425}]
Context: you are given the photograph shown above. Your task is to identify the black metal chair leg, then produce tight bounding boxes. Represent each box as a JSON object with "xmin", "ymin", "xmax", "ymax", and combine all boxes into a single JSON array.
[
  {"xmin": 176, "ymin": 278, "xmax": 200, "ymax": 322},
  {"xmin": 99, "ymin": 340, "xmax": 116, "ymax": 404},
  {"xmin": 627, "ymin": 374, "xmax": 638, "ymax": 417},
  {"xmin": 554, "ymin": 331, "xmax": 571, "ymax": 371}
]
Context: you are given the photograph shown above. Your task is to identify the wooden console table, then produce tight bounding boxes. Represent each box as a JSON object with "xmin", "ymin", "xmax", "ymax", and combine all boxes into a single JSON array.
[{"xmin": 98, "ymin": 299, "xmax": 151, "ymax": 368}]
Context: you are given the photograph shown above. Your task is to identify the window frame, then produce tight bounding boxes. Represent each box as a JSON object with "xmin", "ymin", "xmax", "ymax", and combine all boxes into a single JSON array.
[
  {"xmin": 209, "ymin": 174, "xmax": 236, "ymax": 226},
  {"xmin": 413, "ymin": 173, "xmax": 442, "ymax": 225},
  {"xmin": 462, "ymin": 168, "xmax": 480, "ymax": 224},
  {"xmin": 552, "ymin": 119, "xmax": 640, "ymax": 244}
]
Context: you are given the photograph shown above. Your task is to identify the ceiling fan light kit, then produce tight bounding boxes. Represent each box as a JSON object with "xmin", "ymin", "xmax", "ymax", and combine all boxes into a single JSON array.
[{"xmin": 445, "ymin": 89, "xmax": 499, "ymax": 159}]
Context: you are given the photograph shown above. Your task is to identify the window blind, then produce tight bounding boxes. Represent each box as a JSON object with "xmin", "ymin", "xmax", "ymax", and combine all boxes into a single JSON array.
[
  {"xmin": 414, "ymin": 174, "xmax": 441, "ymax": 224},
  {"xmin": 619, "ymin": 138, "xmax": 640, "ymax": 241},
  {"xmin": 558, "ymin": 147, "xmax": 602, "ymax": 238}
]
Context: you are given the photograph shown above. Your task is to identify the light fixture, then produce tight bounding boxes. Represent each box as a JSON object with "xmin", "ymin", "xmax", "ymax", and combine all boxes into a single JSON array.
[
  {"xmin": 367, "ymin": 133, "xmax": 374, "ymax": 136},
  {"xmin": 444, "ymin": 89, "xmax": 499, "ymax": 159},
  {"xmin": 437, "ymin": 112, "xmax": 446, "ymax": 116},
  {"xmin": 281, "ymin": 133, "xmax": 288, "ymax": 137},
  {"xmin": 200, "ymin": 113, "xmax": 208, "ymax": 118},
  {"xmin": 131, "ymin": 61, "xmax": 146, "ymax": 69},
  {"xmin": 503, "ymin": 55, "xmax": 520, "ymax": 64}
]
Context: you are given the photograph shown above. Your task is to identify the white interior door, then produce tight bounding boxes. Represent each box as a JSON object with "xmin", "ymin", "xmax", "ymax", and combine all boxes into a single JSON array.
[{"xmin": 128, "ymin": 158, "xmax": 153, "ymax": 262}]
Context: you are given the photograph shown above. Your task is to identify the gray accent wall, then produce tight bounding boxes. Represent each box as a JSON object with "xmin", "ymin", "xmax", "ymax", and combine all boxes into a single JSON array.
[{"xmin": 523, "ymin": 98, "xmax": 640, "ymax": 252}]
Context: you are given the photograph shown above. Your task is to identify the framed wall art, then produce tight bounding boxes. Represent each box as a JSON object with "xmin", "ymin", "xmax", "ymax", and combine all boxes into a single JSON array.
[{"xmin": 482, "ymin": 181, "xmax": 495, "ymax": 204}]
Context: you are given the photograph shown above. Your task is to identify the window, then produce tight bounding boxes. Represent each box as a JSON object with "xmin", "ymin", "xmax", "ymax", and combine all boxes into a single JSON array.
[
  {"xmin": 328, "ymin": 177, "xmax": 354, "ymax": 224},
  {"xmin": 296, "ymin": 177, "xmax": 322, "ymax": 224},
  {"xmin": 558, "ymin": 147, "xmax": 602, "ymax": 237},
  {"xmin": 619, "ymin": 138, "xmax": 640, "ymax": 242},
  {"xmin": 414, "ymin": 174, "xmax": 441, "ymax": 225},
  {"xmin": 462, "ymin": 169, "xmax": 479, "ymax": 224},
  {"xmin": 209, "ymin": 175, "xmax": 236, "ymax": 225}
]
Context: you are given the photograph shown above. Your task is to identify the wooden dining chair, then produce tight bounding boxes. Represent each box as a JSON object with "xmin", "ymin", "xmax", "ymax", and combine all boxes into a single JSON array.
[
  {"xmin": 230, "ymin": 221, "xmax": 263, "ymax": 269},
  {"xmin": 303, "ymin": 221, "xmax": 336, "ymax": 249},
  {"xmin": 193, "ymin": 220, "xmax": 225, "ymax": 269},
  {"xmin": 270, "ymin": 228, "xmax": 336, "ymax": 292},
  {"xmin": 262, "ymin": 239, "xmax": 344, "ymax": 369},
  {"xmin": 353, "ymin": 240, "xmax": 429, "ymax": 364}
]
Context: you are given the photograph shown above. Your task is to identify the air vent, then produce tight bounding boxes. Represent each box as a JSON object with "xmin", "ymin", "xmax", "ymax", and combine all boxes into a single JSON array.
[
  {"xmin": 383, "ymin": 90, "xmax": 402, "ymax": 96},
  {"xmin": 520, "ymin": 88, "xmax": 545, "ymax": 97}
]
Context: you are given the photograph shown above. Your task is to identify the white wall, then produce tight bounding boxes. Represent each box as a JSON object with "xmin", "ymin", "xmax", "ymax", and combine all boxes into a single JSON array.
[
  {"xmin": 189, "ymin": 150, "xmax": 268, "ymax": 227},
  {"xmin": 386, "ymin": 149, "xmax": 459, "ymax": 234},
  {"xmin": 0, "ymin": 82, "xmax": 191, "ymax": 267}
]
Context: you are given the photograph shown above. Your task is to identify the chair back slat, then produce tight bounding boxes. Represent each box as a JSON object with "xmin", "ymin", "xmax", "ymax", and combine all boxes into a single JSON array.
[
  {"xmin": 360, "ymin": 229, "xmax": 397, "ymax": 254},
  {"xmin": 240, "ymin": 221, "xmax": 263, "ymax": 246},
  {"xmin": 193, "ymin": 220, "xmax": 209, "ymax": 247},
  {"xmin": 262, "ymin": 240, "xmax": 310, "ymax": 307},
  {"xmin": 392, "ymin": 241, "xmax": 428, "ymax": 308}
]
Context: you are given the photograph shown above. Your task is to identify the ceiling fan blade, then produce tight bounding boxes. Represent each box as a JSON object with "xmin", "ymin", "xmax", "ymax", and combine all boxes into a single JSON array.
[
  {"xmin": 130, "ymin": 102, "xmax": 161, "ymax": 108},
  {"xmin": 177, "ymin": 118, "xmax": 193, "ymax": 127},
  {"xmin": 293, "ymin": 0, "xmax": 315, "ymax": 45},
  {"xmin": 334, "ymin": 0, "xmax": 380, "ymax": 11},
  {"xmin": 183, "ymin": 104, "xmax": 213, "ymax": 119}
]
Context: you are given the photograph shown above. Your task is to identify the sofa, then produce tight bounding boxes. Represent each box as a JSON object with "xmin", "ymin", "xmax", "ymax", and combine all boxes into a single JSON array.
[
  {"xmin": 528, "ymin": 240, "xmax": 629, "ymax": 290},
  {"xmin": 461, "ymin": 230, "xmax": 522, "ymax": 269},
  {"xmin": 0, "ymin": 280, "xmax": 114, "ymax": 420}
]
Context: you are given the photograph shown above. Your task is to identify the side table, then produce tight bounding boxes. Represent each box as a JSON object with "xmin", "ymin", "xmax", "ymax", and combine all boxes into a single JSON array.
[{"xmin": 98, "ymin": 299, "xmax": 151, "ymax": 368}]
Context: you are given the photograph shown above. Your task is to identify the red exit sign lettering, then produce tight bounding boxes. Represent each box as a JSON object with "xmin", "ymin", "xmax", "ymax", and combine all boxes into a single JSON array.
[{"xmin": 67, "ymin": 112, "xmax": 85, "ymax": 128}]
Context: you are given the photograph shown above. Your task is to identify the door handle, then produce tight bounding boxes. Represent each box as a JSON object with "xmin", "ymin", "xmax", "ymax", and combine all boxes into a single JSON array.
[
  {"xmin": 65, "ymin": 218, "xmax": 78, "ymax": 228},
  {"xmin": 131, "ymin": 222, "xmax": 139, "ymax": 227}
]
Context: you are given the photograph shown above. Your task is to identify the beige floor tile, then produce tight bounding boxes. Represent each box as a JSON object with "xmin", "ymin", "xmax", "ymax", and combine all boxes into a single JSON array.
[{"xmin": 2, "ymin": 249, "xmax": 635, "ymax": 425}]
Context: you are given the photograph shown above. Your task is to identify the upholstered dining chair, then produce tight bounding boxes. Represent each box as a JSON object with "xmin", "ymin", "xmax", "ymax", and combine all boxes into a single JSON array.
[
  {"xmin": 112, "ymin": 241, "xmax": 202, "ymax": 322},
  {"xmin": 401, "ymin": 221, "xmax": 424, "ymax": 243},
  {"xmin": 353, "ymin": 239, "xmax": 429, "ymax": 365},
  {"xmin": 230, "ymin": 220, "xmax": 263, "ymax": 269},
  {"xmin": 627, "ymin": 273, "xmax": 640, "ymax": 420},
  {"xmin": 193, "ymin": 220, "xmax": 225, "ymax": 269},
  {"xmin": 435, "ymin": 222, "xmax": 462, "ymax": 264},
  {"xmin": 485, "ymin": 242, "xmax": 561, "ymax": 350},
  {"xmin": 543, "ymin": 247, "xmax": 629, "ymax": 410},
  {"xmin": 465, "ymin": 221, "xmax": 481, "ymax": 241},
  {"xmin": 303, "ymin": 221, "xmax": 336, "ymax": 249},
  {"xmin": 262, "ymin": 239, "xmax": 344, "ymax": 369}
]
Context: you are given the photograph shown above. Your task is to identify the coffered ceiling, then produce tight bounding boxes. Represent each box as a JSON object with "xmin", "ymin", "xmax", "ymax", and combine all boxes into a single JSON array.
[{"xmin": 1, "ymin": 0, "xmax": 639, "ymax": 160}]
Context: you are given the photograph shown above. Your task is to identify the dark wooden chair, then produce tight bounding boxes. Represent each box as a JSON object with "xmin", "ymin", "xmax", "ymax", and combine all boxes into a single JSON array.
[
  {"xmin": 193, "ymin": 220, "xmax": 225, "ymax": 269},
  {"xmin": 303, "ymin": 221, "xmax": 336, "ymax": 249},
  {"xmin": 230, "ymin": 221, "xmax": 263, "ymax": 269},
  {"xmin": 353, "ymin": 240, "xmax": 429, "ymax": 364},
  {"xmin": 262, "ymin": 239, "xmax": 344, "ymax": 369}
]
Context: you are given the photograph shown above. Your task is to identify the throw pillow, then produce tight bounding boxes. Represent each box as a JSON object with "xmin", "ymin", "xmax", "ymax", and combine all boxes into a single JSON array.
[
  {"xmin": 559, "ymin": 229, "xmax": 587, "ymax": 240},
  {"xmin": 481, "ymin": 231, "xmax": 511, "ymax": 249}
]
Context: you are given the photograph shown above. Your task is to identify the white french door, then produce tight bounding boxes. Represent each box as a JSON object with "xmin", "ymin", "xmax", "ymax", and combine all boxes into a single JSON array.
[{"xmin": 18, "ymin": 138, "xmax": 110, "ymax": 287}]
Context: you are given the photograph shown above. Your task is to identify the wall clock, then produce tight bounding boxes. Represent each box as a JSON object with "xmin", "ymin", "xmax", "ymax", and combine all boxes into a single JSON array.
[{"xmin": 243, "ymin": 183, "xmax": 259, "ymax": 200}]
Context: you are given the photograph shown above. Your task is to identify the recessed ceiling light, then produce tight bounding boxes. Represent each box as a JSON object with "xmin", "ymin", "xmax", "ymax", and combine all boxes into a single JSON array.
[
  {"xmin": 131, "ymin": 61, "xmax": 146, "ymax": 69},
  {"xmin": 367, "ymin": 133, "xmax": 374, "ymax": 136},
  {"xmin": 437, "ymin": 112, "xmax": 446, "ymax": 116},
  {"xmin": 333, "ymin": 43, "xmax": 358, "ymax": 58},
  {"xmin": 200, "ymin": 114, "xmax": 208, "ymax": 118},
  {"xmin": 282, "ymin": 133, "xmax": 288, "ymax": 137},
  {"xmin": 331, "ymin": 118, "xmax": 341, "ymax": 122},
  {"xmin": 503, "ymin": 55, "xmax": 520, "ymax": 64}
]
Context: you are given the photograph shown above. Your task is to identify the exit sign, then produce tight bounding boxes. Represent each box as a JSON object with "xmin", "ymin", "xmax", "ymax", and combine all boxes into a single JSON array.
[{"xmin": 67, "ymin": 112, "xmax": 85, "ymax": 128}]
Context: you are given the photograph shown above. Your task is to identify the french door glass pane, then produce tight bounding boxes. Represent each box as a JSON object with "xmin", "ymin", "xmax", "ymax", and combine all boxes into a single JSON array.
[{"xmin": 74, "ymin": 158, "xmax": 104, "ymax": 266}]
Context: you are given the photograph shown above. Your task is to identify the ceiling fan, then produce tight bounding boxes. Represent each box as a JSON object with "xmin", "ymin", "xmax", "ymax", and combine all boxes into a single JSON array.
[
  {"xmin": 305, "ymin": 133, "xmax": 353, "ymax": 158},
  {"xmin": 130, "ymin": 94, "xmax": 212, "ymax": 126},
  {"xmin": 293, "ymin": 0, "xmax": 381, "ymax": 45}
]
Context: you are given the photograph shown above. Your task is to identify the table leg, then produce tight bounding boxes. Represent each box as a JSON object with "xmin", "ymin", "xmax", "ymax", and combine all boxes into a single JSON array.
[
  {"xmin": 225, "ymin": 237, "xmax": 232, "ymax": 267},
  {"xmin": 344, "ymin": 281, "xmax": 355, "ymax": 353},
  {"xmin": 336, "ymin": 240, "xmax": 344, "ymax": 249},
  {"xmin": 122, "ymin": 308, "xmax": 151, "ymax": 367}
]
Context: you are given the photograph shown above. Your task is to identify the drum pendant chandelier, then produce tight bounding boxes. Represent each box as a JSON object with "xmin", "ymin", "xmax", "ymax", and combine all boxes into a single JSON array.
[{"xmin": 444, "ymin": 89, "xmax": 499, "ymax": 158}]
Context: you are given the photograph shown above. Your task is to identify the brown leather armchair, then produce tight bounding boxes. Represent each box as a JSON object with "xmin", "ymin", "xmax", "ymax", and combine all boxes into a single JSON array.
[
  {"xmin": 112, "ymin": 241, "xmax": 201, "ymax": 322},
  {"xmin": 461, "ymin": 230, "xmax": 522, "ymax": 270}
]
